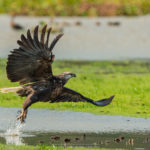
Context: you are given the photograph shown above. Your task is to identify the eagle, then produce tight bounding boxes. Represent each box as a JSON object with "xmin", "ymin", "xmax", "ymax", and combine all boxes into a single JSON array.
[{"xmin": 0, "ymin": 25, "xmax": 114, "ymax": 123}]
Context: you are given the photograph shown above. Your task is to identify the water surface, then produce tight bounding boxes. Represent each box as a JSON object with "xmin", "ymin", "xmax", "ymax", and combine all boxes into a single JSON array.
[
  {"xmin": 0, "ymin": 107, "xmax": 150, "ymax": 133},
  {"xmin": 0, "ymin": 15, "xmax": 150, "ymax": 60},
  {"xmin": 0, "ymin": 107, "xmax": 150, "ymax": 149}
]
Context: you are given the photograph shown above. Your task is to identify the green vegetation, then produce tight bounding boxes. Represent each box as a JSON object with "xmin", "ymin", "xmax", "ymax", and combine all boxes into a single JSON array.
[
  {"xmin": 0, "ymin": 144, "xmax": 125, "ymax": 150},
  {"xmin": 1, "ymin": 59, "xmax": 150, "ymax": 117},
  {"xmin": 0, "ymin": 0, "xmax": 150, "ymax": 16}
]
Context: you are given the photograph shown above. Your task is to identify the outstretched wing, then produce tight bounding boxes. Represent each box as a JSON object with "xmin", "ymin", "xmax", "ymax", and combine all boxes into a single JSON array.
[
  {"xmin": 7, "ymin": 25, "xmax": 63, "ymax": 84},
  {"xmin": 51, "ymin": 87, "xmax": 86, "ymax": 103},
  {"xmin": 51, "ymin": 87, "xmax": 114, "ymax": 107}
]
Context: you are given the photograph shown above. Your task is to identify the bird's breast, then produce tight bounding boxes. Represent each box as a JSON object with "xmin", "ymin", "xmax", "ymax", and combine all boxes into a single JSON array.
[{"xmin": 50, "ymin": 87, "xmax": 63, "ymax": 99}]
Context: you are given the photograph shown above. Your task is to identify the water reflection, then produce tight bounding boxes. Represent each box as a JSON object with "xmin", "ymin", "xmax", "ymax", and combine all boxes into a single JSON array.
[
  {"xmin": 1, "ymin": 131, "xmax": 150, "ymax": 149},
  {"xmin": 4, "ymin": 135, "xmax": 24, "ymax": 145}
]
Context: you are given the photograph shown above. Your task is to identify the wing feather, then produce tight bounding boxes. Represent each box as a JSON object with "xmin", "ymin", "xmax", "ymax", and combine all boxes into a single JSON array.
[
  {"xmin": 40, "ymin": 25, "xmax": 47, "ymax": 44},
  {"xmin": 49, "ymin": 33, "xmax": 63, "ymax": 52},
  {"xmin": 51, "ymin": 87, "xmax": 86, "ymax": 103},
  {"xmin": 33, "ymin": 26, "xmax": 41, "ymax": 51},
  {"xmin": 7, "ymin": 25, "xmax": 63, "ymax": 84},
  {"xmin": 27, "ymin": 29, "xmax": 36, "ymax": 50},
  {"xmin": 51, "ymin": 87, "xmax": 114, "ymax": 107},
  {"xmin": 46, "ymin": 28, "xmax": 51, "ymax": 48}
]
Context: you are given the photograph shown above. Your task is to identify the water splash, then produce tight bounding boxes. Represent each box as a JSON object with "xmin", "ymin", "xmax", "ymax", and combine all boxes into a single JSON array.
[
  {"xmin": 5, "ymin": 120, "xmax": 24, "ymax": 136},
  {"xmin": 1, "ymin": 118, "xmax": 25, "ymax": 145}
]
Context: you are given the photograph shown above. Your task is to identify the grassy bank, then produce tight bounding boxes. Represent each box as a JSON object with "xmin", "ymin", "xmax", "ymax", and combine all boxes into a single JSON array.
[
  {"xmin": 0, "ymin": 0, "xmax": 150, "ymax": 16},
  {"xmin": 1, "ymin": 59, "xmax": 150, "ymax": 117},
  {"xmin": 0, "ymin": 144, "xmax": 124, "ymax": 150}
]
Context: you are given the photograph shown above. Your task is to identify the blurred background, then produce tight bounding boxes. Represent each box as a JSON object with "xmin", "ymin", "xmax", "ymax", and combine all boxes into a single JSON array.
[
  {"xmin": 1, "ymin": 1, "xmax": 150, "ymax": 149},
  {"xmin": 0, "ymin": 0, "xmax": 150, "ymax": 60}
]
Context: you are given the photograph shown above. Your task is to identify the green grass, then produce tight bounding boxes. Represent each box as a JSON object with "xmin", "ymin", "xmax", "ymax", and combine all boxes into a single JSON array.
[
  {"xmin": 0, "ymin": 144, "xmax": 125, "ymax": 150},
  {"xmin": 0, "ymin": 0, "xmax": 150, "ymax": 16},
  {"xmin": 1, "ymin": 59, "xmax": 150, "ymax": 117}
]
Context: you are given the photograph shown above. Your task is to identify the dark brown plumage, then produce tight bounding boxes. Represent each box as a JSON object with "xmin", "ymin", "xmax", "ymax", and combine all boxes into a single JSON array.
[{"xmin": 4, "ymin": 25, "xmax": 114, "ymax": 123}]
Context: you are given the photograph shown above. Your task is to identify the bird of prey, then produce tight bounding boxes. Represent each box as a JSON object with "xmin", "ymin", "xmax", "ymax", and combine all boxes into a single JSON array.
[{"xmin": 0, "ymin": 25, "xmax": 114, "ymax": 123}]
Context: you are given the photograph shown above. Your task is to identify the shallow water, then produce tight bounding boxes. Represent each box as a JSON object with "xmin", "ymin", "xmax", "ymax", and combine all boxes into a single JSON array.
[
  {"xmin": 0, "ymin": 107, "xmax": 150, "ymax": 133},
  {"xmin": 1, "ymin": 131, "xmax": 150, "ymax": 149},
  {"xmin": 1, "ymin": 15, "xmax": 150, "ymax": 60},
  {"xmin": 0, "ymin": 107, "xmax": 150, "ymax": 149}
]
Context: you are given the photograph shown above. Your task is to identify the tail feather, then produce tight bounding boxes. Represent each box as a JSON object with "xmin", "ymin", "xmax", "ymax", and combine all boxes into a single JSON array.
[{"xmin": 0, "ymin": 86, "xmax": 22, "ymax": 93}]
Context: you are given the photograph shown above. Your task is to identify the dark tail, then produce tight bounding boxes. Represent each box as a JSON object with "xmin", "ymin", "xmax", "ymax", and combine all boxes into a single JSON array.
[{"xmin": 85, "ymin": 95, "xmax": 115, "ymax": 106}]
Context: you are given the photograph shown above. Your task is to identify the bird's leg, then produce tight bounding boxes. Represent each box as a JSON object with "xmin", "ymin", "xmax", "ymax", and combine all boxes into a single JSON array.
[
  {"xmin": 17, "ymin": 94, "xmax": 36, "ymax": 123},
  {"xmin": 17, "ymin": 109, "xmax": 27, "ymax": 123}
]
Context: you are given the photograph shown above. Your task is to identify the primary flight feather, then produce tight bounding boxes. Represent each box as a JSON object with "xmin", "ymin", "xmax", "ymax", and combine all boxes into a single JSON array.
[{"xmin": 1, "ymin": 25, "xmax": 114, "ymax": 123}]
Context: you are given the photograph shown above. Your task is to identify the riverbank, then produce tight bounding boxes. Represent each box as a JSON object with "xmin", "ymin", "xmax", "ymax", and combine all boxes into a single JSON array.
[{"xmin": 0, "ymin": 144, "xmax": 119, "ymax": 150}]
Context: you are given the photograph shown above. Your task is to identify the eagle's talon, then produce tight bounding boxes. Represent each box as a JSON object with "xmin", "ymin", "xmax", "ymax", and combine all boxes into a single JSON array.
[
  {"xmin": 17, "ymin": 110, "xmax": 22, "ymax": 115},
  {"xmin": 17, "ymin": 110, "xmax": 27, "ymax": 123}
]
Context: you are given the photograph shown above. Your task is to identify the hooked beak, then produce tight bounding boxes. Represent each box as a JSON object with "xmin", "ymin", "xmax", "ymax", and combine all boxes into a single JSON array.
[{"xmin": 72, "ymin": 73, "xmax": 76, "ymax": 77}]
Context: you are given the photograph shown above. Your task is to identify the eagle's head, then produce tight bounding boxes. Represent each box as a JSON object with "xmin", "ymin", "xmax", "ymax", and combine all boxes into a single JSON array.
[
  {"xmin": 58, "ymin": 72, "xmax": 76, "ymax": 81},
  {"xmin": 63, "ymin": 72, "xmax": 76, "ymax": 80}
]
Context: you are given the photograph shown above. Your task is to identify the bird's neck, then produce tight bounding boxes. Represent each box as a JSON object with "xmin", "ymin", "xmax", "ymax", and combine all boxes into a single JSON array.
[{"xmin": 52, "ymin": 76, "xmax": 69, "ymax": 85}]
